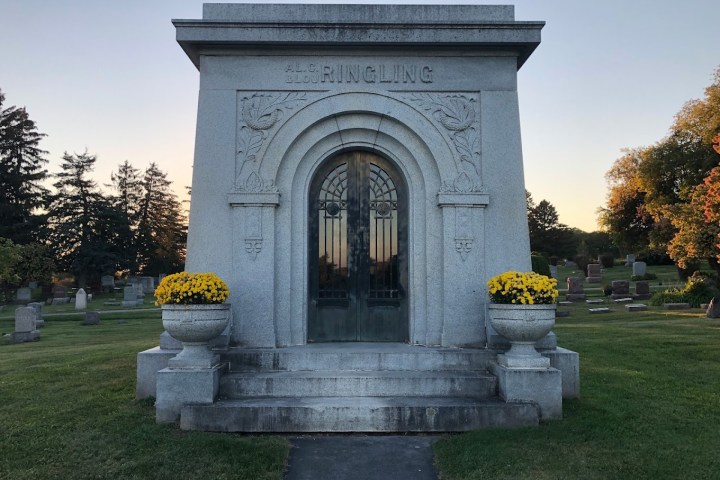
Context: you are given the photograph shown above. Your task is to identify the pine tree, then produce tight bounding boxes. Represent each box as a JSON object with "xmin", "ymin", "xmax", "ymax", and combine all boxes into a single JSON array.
[
  {"xmin": 135, "ymin": 163, "xmax": 186, "ymax": 275},
  {"xmin": 109, "ymin": 160, "xmax": 143, "ymax": 274},
  {"xmin": 0, "ymin": 89, "xmax": 49, "ymax": 244},
  {"xmin": 44, "ymin": 152, "xmax": 125, "ymax": 287}
]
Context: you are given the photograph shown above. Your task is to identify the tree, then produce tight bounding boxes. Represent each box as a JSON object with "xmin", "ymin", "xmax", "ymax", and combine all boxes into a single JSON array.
[
  {"xmin": 109, "ymin": 160, "xmax": 143, "ymax": 274},
  {"xmin": 527, "ymin": 195, "xmax": 576, "ymax": 258},
  {"xmin": 44, "ymin": 152, "xmax": 126, "ymax": 287},
  {"xmin": 134, "ymin": 163, "xmax": 186, "ymax": 275},
  {"xmin": 601, "ymin": 66, "xmax": 720, "ymax": 259},
  {"xmin": 0, "ymin": 89, "xmax": 49, "ymax": 244}
]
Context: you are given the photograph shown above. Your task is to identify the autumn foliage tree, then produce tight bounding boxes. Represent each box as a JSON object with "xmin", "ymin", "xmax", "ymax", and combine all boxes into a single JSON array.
[{"xmin": 600, "ymin": 67, "xmax": 720, "ymax": 267}]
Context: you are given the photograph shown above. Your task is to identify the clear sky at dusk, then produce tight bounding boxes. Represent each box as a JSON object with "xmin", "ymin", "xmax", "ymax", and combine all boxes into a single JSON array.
[{"xmin": 1, "ymin": 0, "xmax": 719, "ymax": 231}]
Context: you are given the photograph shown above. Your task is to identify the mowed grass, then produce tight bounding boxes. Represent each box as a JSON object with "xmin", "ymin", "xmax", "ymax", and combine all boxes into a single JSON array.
[
  {"xmin": 435, "ymin": 302, "xmax": 720, "ymax": 480},
  {"xmin": 0, "ymin": 311, "xmax": 288, "ymax": 480}
]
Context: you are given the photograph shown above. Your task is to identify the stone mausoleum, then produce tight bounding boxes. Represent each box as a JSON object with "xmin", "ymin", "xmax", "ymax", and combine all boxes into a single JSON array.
[{"xmin": 137, "ymin": 3, "xmax": 580, "ymax": 431}]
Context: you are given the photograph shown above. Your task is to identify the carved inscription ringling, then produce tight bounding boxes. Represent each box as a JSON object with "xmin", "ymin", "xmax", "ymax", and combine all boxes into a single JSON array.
[{"xmin": 285, "ymin": 63, "xmax": 433, "ymax": 84}]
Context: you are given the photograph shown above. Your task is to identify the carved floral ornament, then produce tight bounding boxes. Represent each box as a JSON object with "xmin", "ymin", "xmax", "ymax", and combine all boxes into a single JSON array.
[
  {"xmin": 235, "ymin": 92, "xmax": 308, "ymax": 191},
  {"xmin": 406, "ymin": 93, "xmax": 483, "ymax": 192}
]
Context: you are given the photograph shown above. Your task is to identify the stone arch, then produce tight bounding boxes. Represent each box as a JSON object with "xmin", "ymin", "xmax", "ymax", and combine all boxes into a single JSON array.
[{"xmin": 262, "ymin": 92, "xmax": 456, "ymax": 346}]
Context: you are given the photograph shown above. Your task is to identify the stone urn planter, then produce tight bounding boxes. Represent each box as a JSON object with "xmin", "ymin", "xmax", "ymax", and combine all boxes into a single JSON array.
[
  {"xmin": 488, "ymin": 303, "xmax": 556, "ymax": 368},
  {"xmin": 162, "ymin": 303, "xmax": 230, "ymax": 368}
]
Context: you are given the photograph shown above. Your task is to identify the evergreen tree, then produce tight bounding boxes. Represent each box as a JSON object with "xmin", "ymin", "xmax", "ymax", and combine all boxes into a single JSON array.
[
  {"xmin": 135, "ymin": 163, "xmax": 186, "ymax": 275},
  {"xmin": 44, "ymin": 152, "xmax": 125, "ymax": 287},
  {"xmin": 0, "ymin": 89, "xmax": 49, "ymax": 244},
  {"xmin": 109, "ymin": 160, "xmax": 143, "ymax": 274}
]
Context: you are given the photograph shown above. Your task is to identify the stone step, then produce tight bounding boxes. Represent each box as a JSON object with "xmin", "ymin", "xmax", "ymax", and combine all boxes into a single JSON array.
[
  {"xmin": 220, "ymin": 370, "xmax": 496, "ymax": 398},
  {"xmin": 180, "ymin": 396, "xmax": 539, "ymax": 432},
  {"xmin": 222, "ymin": 343, "xmax": 497, "ymax": 372}
]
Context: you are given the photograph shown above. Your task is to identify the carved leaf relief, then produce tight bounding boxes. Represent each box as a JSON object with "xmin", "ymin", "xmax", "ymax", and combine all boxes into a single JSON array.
[
  {"xmin": 406, "ymin": 93, "xmax": 482, "ymax": 187},
  {"xmin": 236, "ymin": 92, "xmax": 309, "ymax": 187}
]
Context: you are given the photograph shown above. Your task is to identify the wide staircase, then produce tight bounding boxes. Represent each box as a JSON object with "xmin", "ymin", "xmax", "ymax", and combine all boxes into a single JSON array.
[{"xmin": 179, "ymin": 343, "xmax": 540, "ymax": 432}]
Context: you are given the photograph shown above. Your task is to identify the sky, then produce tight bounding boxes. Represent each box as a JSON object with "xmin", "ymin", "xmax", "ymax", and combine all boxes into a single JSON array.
[{"xmin": 1, "ymin": 0, "xmax": 719, "ymax": 232}]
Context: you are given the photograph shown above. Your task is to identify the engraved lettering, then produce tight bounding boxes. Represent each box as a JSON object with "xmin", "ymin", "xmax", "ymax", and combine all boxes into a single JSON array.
[
  {"xmin": 322, "ymin": 65, "xmax": 333, "ymax": 83},
  {"xmin": 403, "ymin": 65, "xmax": 416, "ymax": 83},
  {"xmin": 284, "ymin": 64, "xmax": 434, "ymax": 84},
  {"xmin": 347, "ymin": 64, "xmax": 360, "ymax": 83}
]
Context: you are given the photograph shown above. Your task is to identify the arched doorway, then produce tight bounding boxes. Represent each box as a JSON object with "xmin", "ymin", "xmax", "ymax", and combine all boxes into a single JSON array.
[{"xmin": 308, "ymin": 151, "xmax": 408, "ymax": 342}]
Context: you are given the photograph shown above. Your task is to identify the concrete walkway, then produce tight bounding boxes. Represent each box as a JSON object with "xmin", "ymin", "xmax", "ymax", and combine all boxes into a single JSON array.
[{"xmin": 284, "ymin": 435, "xmax": 439, "ymax": 480}]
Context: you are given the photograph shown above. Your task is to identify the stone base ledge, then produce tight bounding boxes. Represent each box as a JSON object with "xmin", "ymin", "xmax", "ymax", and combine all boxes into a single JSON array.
[
  {"xmin": 541, "ymin": 347, "xmax": 580, "ymax": 399},
  {"xmin": 156, "ymin": 364, "xmax": 226, "ymax": 423},
  {"xmin": 489, "ymin": 363, "xmax": 562, "ymax": 420},
  {"xmin": 136, "ymin": 347, "xmax": 180, "ymax": 399}
]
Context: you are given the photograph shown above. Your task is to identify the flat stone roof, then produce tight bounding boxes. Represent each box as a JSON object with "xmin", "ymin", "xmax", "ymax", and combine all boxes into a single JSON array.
[
  {"xmin": 173, "ymin": 3, "xmax": 544, "ymax": 69},
  {"xmin": 201, "ymin": 3, "xmax": 517, "ymax": 23}
]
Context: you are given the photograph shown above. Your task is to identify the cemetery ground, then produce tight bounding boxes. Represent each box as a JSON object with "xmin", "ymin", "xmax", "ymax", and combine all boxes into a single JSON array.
[{"xmin": 0, "ymin": 280, "xmax": 718, "ymax": 479}]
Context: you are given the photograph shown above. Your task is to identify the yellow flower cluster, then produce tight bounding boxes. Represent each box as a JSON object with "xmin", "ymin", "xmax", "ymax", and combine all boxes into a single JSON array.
[
  {"xmin": 487, "ymin": 271, "xmax": 558, "ymax": 305},
  {"xmin": 154, "ymin": 272, "xmax": 230, "ymax": 305}
]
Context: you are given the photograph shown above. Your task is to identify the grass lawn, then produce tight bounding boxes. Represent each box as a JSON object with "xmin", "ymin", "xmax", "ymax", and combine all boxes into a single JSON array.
[
  {"xmin": 3, "ymin": 280, "xmax": 720, "ymax": 479},
  {"xmin": 435, "ymin": 302, "xmax": 720, "ymax": 479},
  {"xmin": 0, "ymin": 311, "xmax": 288, "ymax": 480}
]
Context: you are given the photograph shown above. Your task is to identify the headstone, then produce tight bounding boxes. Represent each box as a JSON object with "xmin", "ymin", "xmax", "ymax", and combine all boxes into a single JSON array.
[
  {"xmin": 589, "ymin": 307, "xmax": 610, "ymax": 314},
  {"xmin": 565, "ymin": 261, "xmax": 577, "ymax": 268},
  {"xmin": 586, "ymin": 299, "xmax": 604, "ymax": 304},
  {"xmin": 566, "ymin": 277, "xmax": 586, "ymax": 301},
  {"xmin": 549, "ymin": 265, "xmax": 558, "ymax": 278},
  {"xmin": 706, "ymin": 297, "xmax": 720, "ymax": 318},
  {"xmin": 52, "ymin": 285, "xmax": 70, "ymax": 305},
  {"xmin": 82, "ymin": 311, "xmax": 100, "ymax": 325},
  {"xmin": 610, "ymin": 280, "xmax": 631, "ymax": 300},
  {"xmin": 558, "ymin": 301, "xmax": 573, "ymax": 306},
  {"xmin": 134, "ymin": 283, "xmax": 144, "ymax": 299},
  {"xmin": 101, "ymin": 275, "xmax": 115, "ymax": 288},
  {"xmin": 52, "ymin": 285, "xmax": 68, "ymax": 298},
  {"xmin": 15, "ymin": 287, "xmax": 32, "ymax": 302},
  {"xmin": 613, "ymin": 297, "xmax": 633, "ymax": 303},
  {"xmin": 10, "ymin": 306, "xmax": 40, "ymax": 343},
  {"xmin": 586, "ymin": 264, "xmax": 602, "ymax": 283},
  {"xmin": 625, "ymin": 254, "xmax": 635, "ymax": 266},
  {"xmin": 140, "ymin": 276, "xmax": 155, "ymax": 292},
  {"xmin": 158, "ymin": 273, "xmax": 167, "ymax": 281},
  {"xmin": 625, "ymin": 304, "xmax": 647, "ymax": 312},
  {"xmin": 663, "ymin": 303, "xmax": 690, "ymax": 310},
  {"xmin": 75, "ymin": 288, "xmax": 88, "ymax": 310},
  {"xmin": 634, "ymin": 281, "xmax": 652, "ymax": 300},
  {"xmin": 632, "ymin": 261, "xmax": 647, "ymax": 277},
  {"xmin": 556, "ymin": 311, "xmax": 570, "ymax": 318},
  {"xmin": 122, "ymin": 286, "xmax": 140, "ymax": 307},
  {"xmin": 27, "ymin": 302, "xmax": 45, "ymax": 328},
  {"xmin": 28, "ymin": 281, "xmax": 38, "ymax": 289}
]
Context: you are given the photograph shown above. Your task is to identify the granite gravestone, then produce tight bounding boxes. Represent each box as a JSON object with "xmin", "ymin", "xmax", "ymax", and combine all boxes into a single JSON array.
[
  {"xmin": 566, "ymin": 277, "xmax": 586, "ymax": 301},
  {"xmin": 122, "ymin": 286, "xmax": 140, "ymax": 307},
  {"xmin": 11, "ymin": 307, "xmax": 39, "ymax": 343},
  {"xmin": 16, "ymin": 287, "xmax": 32, "ymax": 302},
  {"xmin": 586, "ymin": 264, "xmax": 602, "ymax": 283},
  {"xmin": 633, "ymin": 261, "xmax": 647, "ymax": 277},
  {"xmin": 611, "ymin": 280, "xmax": 631, "ymax": 299},
  {"xmin": 27, "ymin": 302, "xmax": 44, "ymax": 328},
  {"xmin": 75, "ymin": 288, "xmax": 88, "ymax": 310},
  {"xmin": 634, "ymin": 281, "xmax": 652, "ymax": 300}
]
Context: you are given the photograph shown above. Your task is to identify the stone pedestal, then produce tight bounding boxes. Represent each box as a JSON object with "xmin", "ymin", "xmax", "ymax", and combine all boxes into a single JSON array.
[
  {"xmin": 490, "ymin": 363, "xmax": 563, "ymax": 420},
  {"xmin": 156, "ymin": 364, "xmax": 225, "ymax": 423}
]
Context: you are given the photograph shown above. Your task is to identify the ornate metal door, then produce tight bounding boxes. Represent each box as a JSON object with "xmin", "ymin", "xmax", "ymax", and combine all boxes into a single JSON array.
[{"xmin": 309, "ymin": 151, "xmax": 408, "ymax": 342}]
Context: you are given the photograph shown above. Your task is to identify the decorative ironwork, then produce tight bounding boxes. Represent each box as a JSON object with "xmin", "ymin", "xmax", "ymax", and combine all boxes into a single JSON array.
[
  {"xmin": 369, "ymin": 162, "xmax": 400, "ymax": 300},
  {"xmin": 317, "ymin": 162, "xmax": 348, "ymax": 299}
]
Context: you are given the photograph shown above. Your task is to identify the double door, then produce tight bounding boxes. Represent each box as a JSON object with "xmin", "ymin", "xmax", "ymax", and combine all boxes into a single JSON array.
[{"xmin": 308, "ymin": 151, "xmax": 408, "ymax": 342}]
